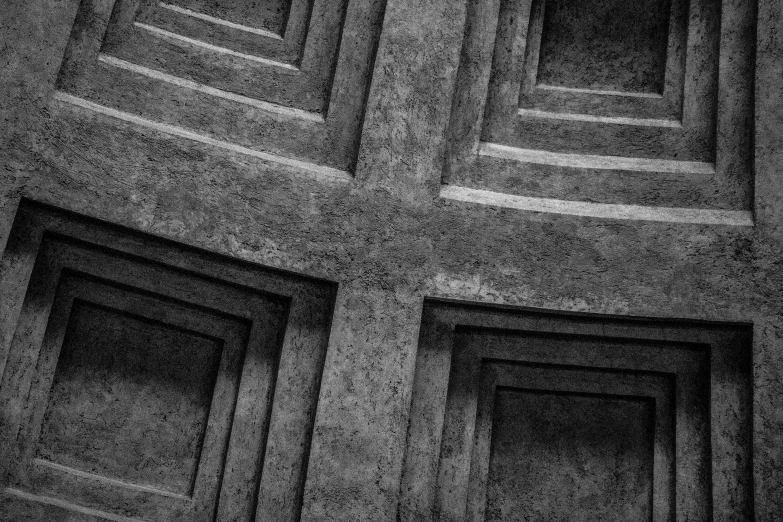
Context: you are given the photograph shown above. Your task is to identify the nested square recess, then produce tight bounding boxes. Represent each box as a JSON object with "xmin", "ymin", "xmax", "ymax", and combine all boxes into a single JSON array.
[
  {"xmin": 536, "ymin": 0, "xmax": 671, "ymax": 94},
  {"xmin": 443, "ymin": 0, "xmax": 755, "ymax": 214},
  {"xmin": 54, "ymin": 0, "xmax": 386, "ymax": 172},
  {"xmin": 487, "ymin": 389, "xmax": 654, "ymax": 522},
  {"xmin": 0, "ymin": 201, "xmax": 337, "ymax": 522},
  {"xmin": 37, "ymin": 301, "xmax": 222, "ymax": 497},
  {"xmin": 397, "ymin": 301, "xmax": 752, "ymax": 522}
]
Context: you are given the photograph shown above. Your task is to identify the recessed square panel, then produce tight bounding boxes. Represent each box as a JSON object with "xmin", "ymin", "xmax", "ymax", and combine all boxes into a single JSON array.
[
  {"xmin": 36, "ymin": 301, "xmax": 222, "ymax": 497},
  {"xmin": 0, "ymin": 201, "xmax": 338, "ymax": 522},
  {"xmin": 443, "ymin": 0, "xmax": 754, "ymax": 215},
  {"xmin": 536, "ymin": 0, "xmax": 671, "ymax": 94},
  {"xmin": 486, "ymin": 389, "xmax": 654, "ymax": 522},
  {"xmin": 53, "ymin": 0, "xmax": 385, "ymax": 173},
  {"xmin": 398, "ymin": 302, "xmax": 752, "ymax": 522}
]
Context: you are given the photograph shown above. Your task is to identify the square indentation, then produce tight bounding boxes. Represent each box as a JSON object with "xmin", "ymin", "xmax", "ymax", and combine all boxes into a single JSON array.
[
  {"xmin": 535, "ymin": 0, "xmax": 671, "ymax": 94},
  {"xmin": 486, "ymin": 388, "xmax": 654, "ymax": 522},
  {"xmin": 0, "ymin": 202, "xmax": 339, "ymax": 522},
  {"xmin": 36, "ymin": 301, "xmax": 222, "ymax": 497},
  {"xmin": 399, "ymin": 302, "xmax": 752, "ymax": 522}
]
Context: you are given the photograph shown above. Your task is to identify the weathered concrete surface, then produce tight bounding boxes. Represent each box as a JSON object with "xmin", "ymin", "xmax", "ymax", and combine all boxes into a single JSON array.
[
  {"xmin": 536, "ymin": 0, "xmax": 670, "ymax": 93},
  {"xmin": 486, "ymin": 390, "xmax": 655, "ymax": 522},
  {"xmin": 0, "ymin": 0, "xmax": 782, "ymax": 519},
  {"xmin": 301, "ymin": 285, "xmax": 423, "ymax": 521},
  {"xmin": 357, "ymin": 0, "xmax": 467, "ymax": 197}
]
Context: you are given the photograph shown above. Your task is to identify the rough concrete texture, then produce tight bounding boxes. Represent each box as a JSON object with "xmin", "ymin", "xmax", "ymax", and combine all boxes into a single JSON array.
[
  {"xmin": 0, "ymin": 0, "xmax": 782, "ymax": 520},
  {"xmin": 37, "ymin": 301, "xmax": 223, "ymax": 497},
  {"xmin": 536, "ymin": 0, "xmax": 670, "ymax": 93},
  {"xmin": 0, "ymin": 209, "xmax": 334, "ymax": 521},
  {"xmin": 446, "ymin": 0, "xmax": 754, "ymax": 212},
  {"xmin": 165, "ymin": 0, "xmax": 292, "ymax": 35},
  {"xmin": 486, "ymin": 390, "xmax": 655, "ymax": 522},
  {"xmin": 399, "ymin": 305, "xmax": 748, "ymax": 521}
]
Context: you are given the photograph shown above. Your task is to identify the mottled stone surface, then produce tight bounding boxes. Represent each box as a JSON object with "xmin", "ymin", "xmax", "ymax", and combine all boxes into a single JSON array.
[
  {"xmin": 447, "ymin": 0, "xmax": 753, "ymax": 212},
  {"xmin": 0, "ymin": 0, "xmax": 782, "ymax": 520},
  {"xmin": 37, "ymin": 302, "xmax": 222, "ymax": 496},
  {"xmin": 486, "ymin": 390, "xmax": 654, "ymax": 522},
  {"xmin": 536, "ymin": 0, "xmax": 670, "ymax": 93}
]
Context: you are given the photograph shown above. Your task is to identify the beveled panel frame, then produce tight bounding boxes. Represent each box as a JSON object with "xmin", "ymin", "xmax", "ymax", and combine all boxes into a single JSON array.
[
  {"xmin": 55, "ymin": 0, "xmax": 387, "ymax": 172},
  {"xmin": 0, "ymin": 200, "xmax": 338, "ymax": 522},
  {"xmin": 65, "ymin": 0, "xmax": 347, "ymax": 112},
  {"xmin": 516, "ymin": 0, "xmax": 687, "ymax": 118},
  {"xmin": 134, "ymin": 0, "xmax": 338, "ymax": 79},
  {"xmin": 160, "ymin": 0, "xmax": 301, "ymax": 40},
  {"xmin": 12, "ymin": 269, "xmax": 251, "ymax": 520},
  {"xmin": 456, "ymin": 362, "xmax": 675, "ymax": 522},
  {"xmin": 443, "ymin": 0, "xmax": 756, "ymax": 212},
  {"xmin": 397, "ymin": 300, "xmax": 753, "ymax": 522},
  {"xmin": 467, "ymin": 0, "xmax": 712, "ymax": 159}
]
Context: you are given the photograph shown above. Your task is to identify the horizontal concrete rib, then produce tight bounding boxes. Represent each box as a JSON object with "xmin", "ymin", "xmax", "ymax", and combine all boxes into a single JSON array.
[
  {"xmin": 479, "ymin": 142, "xmax": 715, "ymax": 175},
  {"xmin": 440, "ymin": 185, "xmax": 754, "ymax": 226},
  {"xmin": 134, "ymin": 22, "xmax": 298, "ymax": 71},
  {"xmin": 536, "ymin": 84, "xmax": 663, "ymax": 99},
  {"xmin": 517, "ymin": 108, "xmax": 681, "ymax": 128},
  {"xmin": 141, "ymin": 3, "xmax": 294, "ymax": 63},
  {"xmin": 159, "ymin": 3, "xmax": 284, "ymax": 40},
  {"xmin": 53, "ymin": 92, "xmax": 352, "ymax": 182},
  {"xmin": 31, "ymin": 459, "xmax": 190, "ymax": 501},
  {"xmin": 98, "ymin": 54, "xmax": 323, "ymax": 123},
  {"xmin": 3, "ymin": 488, "xmax": 146, "ymax": 522}
]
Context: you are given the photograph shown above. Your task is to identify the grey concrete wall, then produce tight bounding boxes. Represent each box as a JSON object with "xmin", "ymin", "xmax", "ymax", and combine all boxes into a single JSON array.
[{"xmin": 1, "ymin": 0, "xmax": 782, "ymax": 520}]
